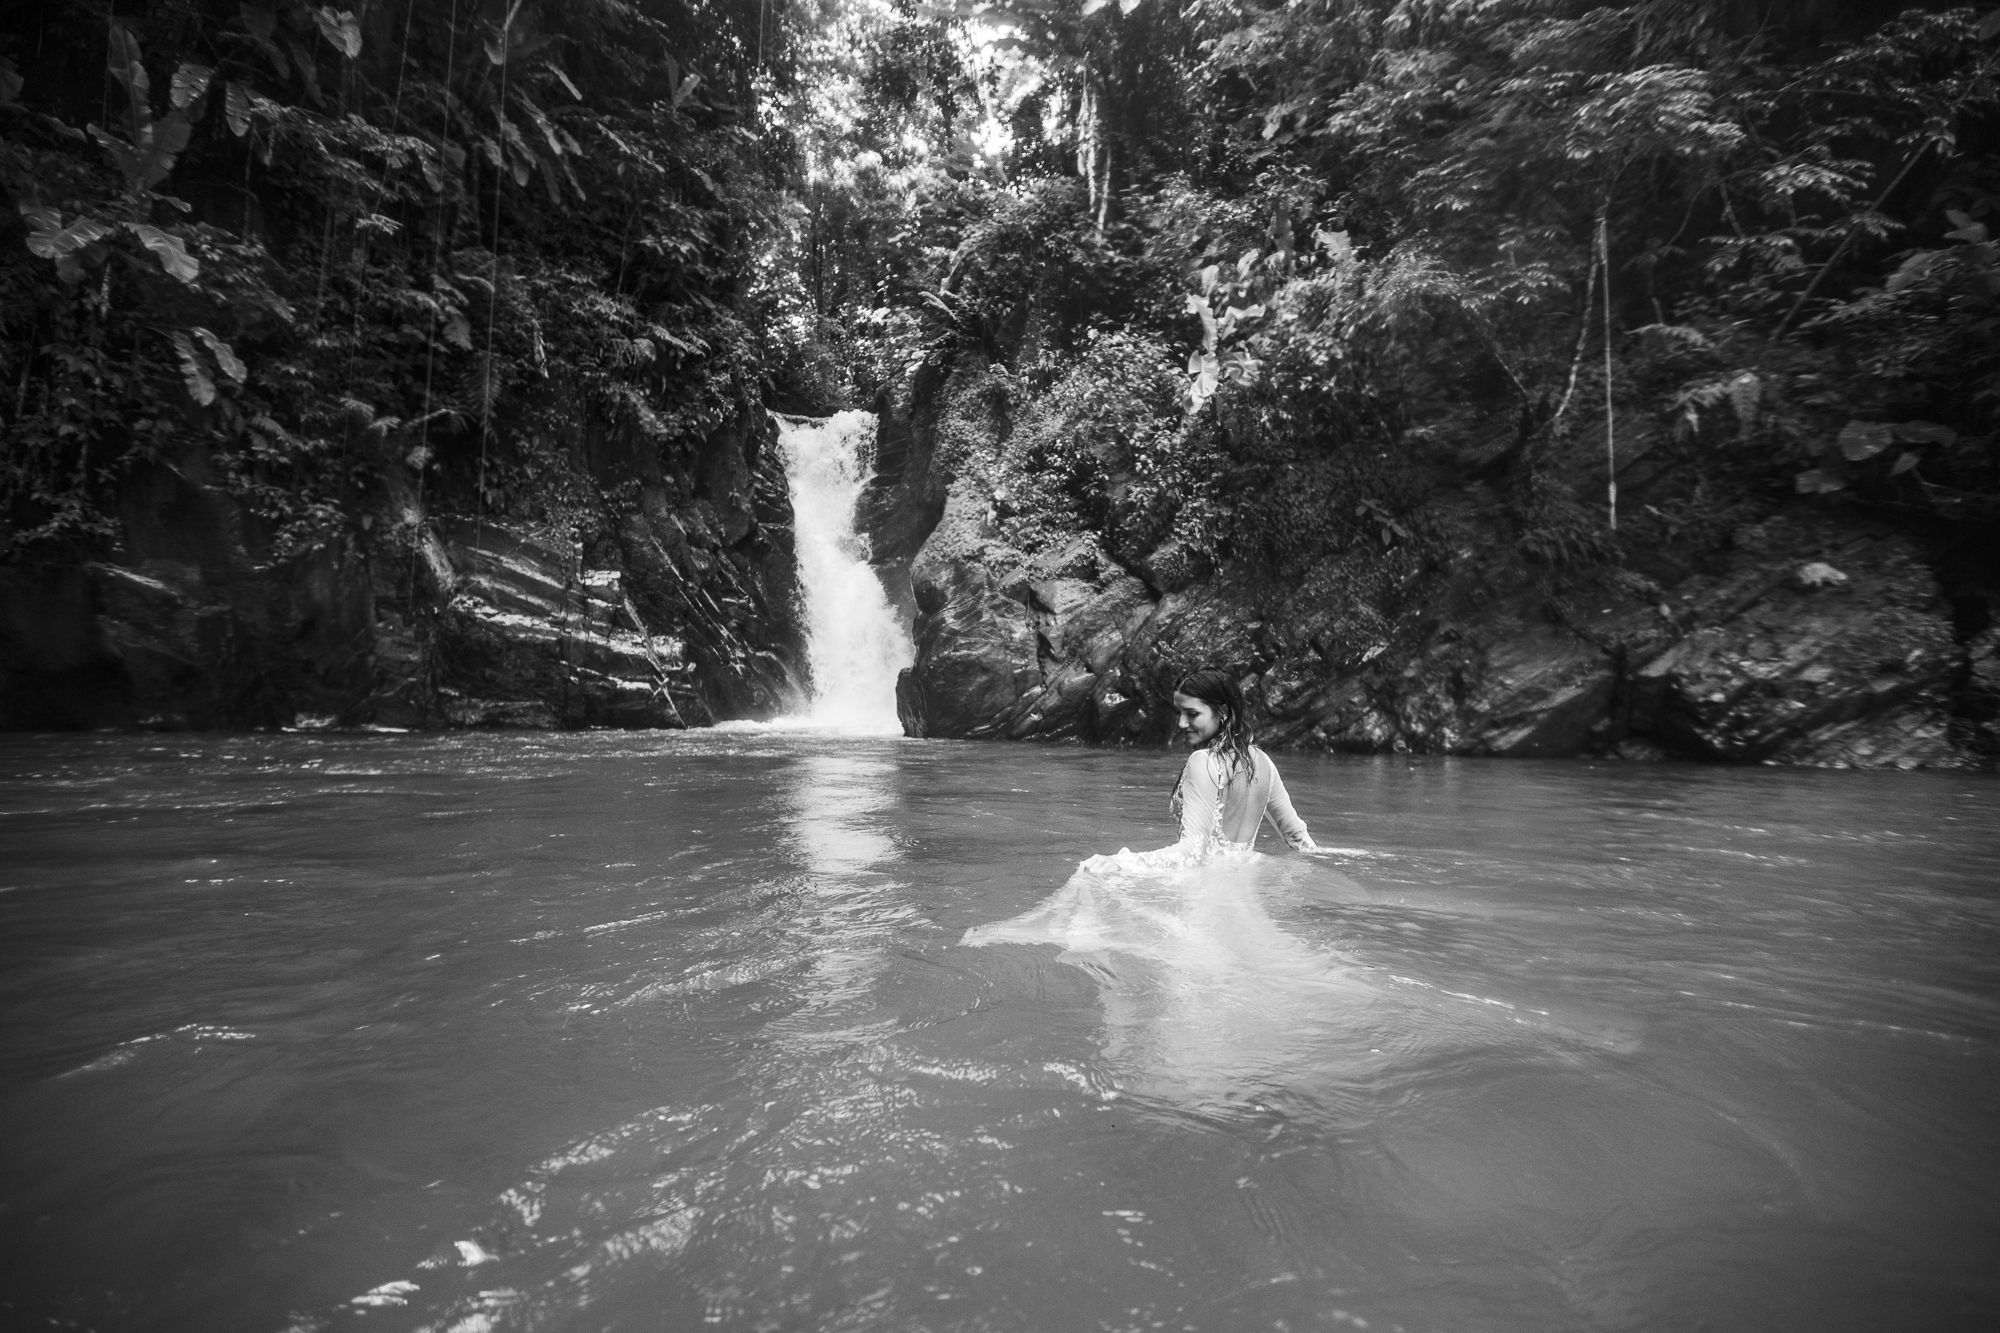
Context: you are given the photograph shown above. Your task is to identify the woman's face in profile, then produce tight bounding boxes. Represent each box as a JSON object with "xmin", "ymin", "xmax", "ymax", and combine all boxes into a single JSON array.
[{"xmin": 1172, "ymin": 692, "xmax": 1222, "ymax": 746}]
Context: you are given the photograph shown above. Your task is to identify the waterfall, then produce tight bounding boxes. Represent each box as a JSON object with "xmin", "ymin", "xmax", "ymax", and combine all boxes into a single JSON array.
[{"xmin": 776, "ymin": 411, "xmax": 913, "ymax": 733}]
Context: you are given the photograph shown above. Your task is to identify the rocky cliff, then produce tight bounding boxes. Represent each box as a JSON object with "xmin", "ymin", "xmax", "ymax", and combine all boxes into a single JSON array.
[
  {"xmin": 0, "ymin": 400, "xmax": 802, "ymax": 732},
  {"xmin": 876, "ymin": 359, "xmax": 1999, "ymax": 770}
]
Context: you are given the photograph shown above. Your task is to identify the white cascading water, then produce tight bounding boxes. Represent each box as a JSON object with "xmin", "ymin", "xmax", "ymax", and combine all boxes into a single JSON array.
[{"xmin": 777, "ymin": 411, "xmax": 913, "ymax": 732}]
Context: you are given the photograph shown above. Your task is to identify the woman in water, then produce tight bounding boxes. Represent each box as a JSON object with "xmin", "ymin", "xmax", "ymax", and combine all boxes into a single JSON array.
[{"xmin": 1083, "ymin": 669, "xmax": 1318, "ymax": 871}]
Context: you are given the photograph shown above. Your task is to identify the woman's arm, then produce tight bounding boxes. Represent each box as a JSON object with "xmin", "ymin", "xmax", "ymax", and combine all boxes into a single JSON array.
[
  {"xmin": 1263, "ymin": 762, "xmax": 1318, "ymax": 852},
  {"xmin": 1081, "ymin": 751, "xmax": 1221, "ymax": 871}
]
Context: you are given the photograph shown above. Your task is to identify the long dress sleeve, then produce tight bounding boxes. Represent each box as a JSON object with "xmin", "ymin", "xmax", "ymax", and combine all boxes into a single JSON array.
[
  {"xmin": 1262, "ymin": 762, "xmax": 1318, "ymax": 852},
  {"xmin": 1081, "ymin": 751, "xmax": 1222, "ymax": 872}
]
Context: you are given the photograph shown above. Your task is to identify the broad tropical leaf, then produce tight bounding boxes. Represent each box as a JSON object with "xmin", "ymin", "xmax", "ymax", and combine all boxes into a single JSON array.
[
  {"xmin": 192, "ymin": 328, "xmax": 246, "ymax": 383},
  {"xmin": 313, "ymin": 8, "xmax": 362, "ymax": 59},
  {"xmin": 169, "ymin": 331, "xmax": 217, "ymax": 405},
  {"xmin": 170, "ymin": 62, "xmax": 214, "ymax": 109},
  {"xmin": 127, "ymin": 223, "xmax": 200, "ymax": 283}
]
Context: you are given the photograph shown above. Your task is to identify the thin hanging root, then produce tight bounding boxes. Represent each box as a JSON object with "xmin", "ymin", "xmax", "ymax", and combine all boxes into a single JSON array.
[
  {"xmin": 475, "ymin": 13, "xmax": 514, "ymax": 553},
  {"xmin": 1599, "ymin": 213, "xmax": 1616, "ymax": 532},
  {"xmin": 410, "ymin": 0, "xmax": 461, "ymax": 622},
  {"xmin": 1552, "ymin": 234, "xmax": 1600, "ymax": 427}
]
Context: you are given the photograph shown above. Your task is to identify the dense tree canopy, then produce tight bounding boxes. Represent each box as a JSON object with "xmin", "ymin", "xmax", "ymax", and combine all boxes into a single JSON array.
[
  {"xmin": 5, "ymin": 1, "xmax": 1997, "ymax": 606},
  {"xmin": 3, "ymin": 0, "xmax": 788, "ymax": 554},
  {"xmin": 758, "ymin": 0, "xmax": 1999, "ymax": 585}
]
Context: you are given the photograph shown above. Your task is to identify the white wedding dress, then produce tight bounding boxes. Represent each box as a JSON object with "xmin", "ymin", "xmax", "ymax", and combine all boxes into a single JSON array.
[{"xmin": 962, "ymin": 745, "xmax": 1355, "ymax": 1101}]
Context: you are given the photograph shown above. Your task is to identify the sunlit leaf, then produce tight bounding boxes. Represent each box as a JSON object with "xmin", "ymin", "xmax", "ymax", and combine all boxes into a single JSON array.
[
  {"xmin": 106, "ymin": 22, "xmax": 146, "ymax": 100},
  {"xmin": 1890, "ymin": 452, "xmax": 1921, "ymax": 476},
  {"xmin": 1794, "ymin": 468, "xmax": 1845, "ymax": 494},
  {"xmin": 170, "ymin": 62, "xmax": 214, "ymax": 109},
  {"xmin": 169, "ymin": 332, "xmax": 217, "ymax": 405},
  {"xmin": 314, "ymin": 8, "xmax": 362, "ymax": 59},
  {"xmin": 192, "ymin": 328, "xmax": 246, "ymax": 383},
  {"xmin": 1836, "ymin": 420, "xmax": 1892, "ymax": 461},
  {"xmin": 22, "ymin": 209, "xmax": 112, "ymax": 260},
  {"xmin": 127, "ymin": 223, "xmax": 200, "ymax": 283},
  {"xmin": 225, "ymin": 81, "xmax": 252, "ymax": 136}
]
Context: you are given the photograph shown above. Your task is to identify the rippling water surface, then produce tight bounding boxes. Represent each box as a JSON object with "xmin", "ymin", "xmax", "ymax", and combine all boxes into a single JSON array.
[{"xmin": 2, "ymin": 731, "xmax": 1997, "ymax": 1333}]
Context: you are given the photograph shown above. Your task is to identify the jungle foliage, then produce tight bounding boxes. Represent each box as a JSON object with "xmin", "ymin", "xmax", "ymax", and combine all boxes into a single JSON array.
[
  {"xmin": 2, "ymin": 0, "xmax": 787, "ymax": 559},
  {"xmin": 779, "ymin": 0, "xmax": 2000, "ymax": 590},
  {"xmin": 6, "ymin": 0, "xmax": 1998, "ymax": 603}
]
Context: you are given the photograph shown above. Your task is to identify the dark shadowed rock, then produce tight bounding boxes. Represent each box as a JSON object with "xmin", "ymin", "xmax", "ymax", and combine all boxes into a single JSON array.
[
  {"xmin": 1623, "ymin": 530, "xmax": 1961, "ymax": 764},
  {"xmin": 1452, "ymin": 621, "xmax": 1619, "ymax": 757},
  {"xmin": 1, "ymin": 397, "xmax": 803, "ymax": 732}
]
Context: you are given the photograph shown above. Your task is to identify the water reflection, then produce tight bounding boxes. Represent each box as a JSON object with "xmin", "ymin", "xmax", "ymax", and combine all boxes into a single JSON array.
[{"xmin": 785, "ymin": 753, "xmax": 897, "ymax": 878}]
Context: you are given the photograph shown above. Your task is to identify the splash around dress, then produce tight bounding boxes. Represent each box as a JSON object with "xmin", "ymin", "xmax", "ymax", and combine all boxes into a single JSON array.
[{"xmin": 1080, "ymin": 743, "xmax": 1318, "ymax": 874}]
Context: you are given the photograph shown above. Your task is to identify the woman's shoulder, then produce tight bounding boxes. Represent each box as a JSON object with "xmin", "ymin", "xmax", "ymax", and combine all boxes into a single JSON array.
[{"xmin": 1180, "ymin": 747, "xmax": 1227, "ymax": 781}]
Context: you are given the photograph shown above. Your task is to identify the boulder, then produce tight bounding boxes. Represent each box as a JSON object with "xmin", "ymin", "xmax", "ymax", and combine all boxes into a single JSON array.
[{"xmin": 900, "ymin": 559, "xmax": 1040, "ymax": 738}]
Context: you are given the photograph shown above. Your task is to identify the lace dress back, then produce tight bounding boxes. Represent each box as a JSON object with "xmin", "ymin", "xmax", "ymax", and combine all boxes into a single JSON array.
[{"xmin": 1168, "ymin": 745, "xmax": 1315, "ymax": 858}]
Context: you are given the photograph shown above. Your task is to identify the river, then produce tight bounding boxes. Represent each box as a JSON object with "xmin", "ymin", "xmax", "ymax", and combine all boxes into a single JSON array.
[
  {"xmin": 1, "ymin": 732, "xmax": 1997, "ymax": 1331},
  {"xmin": 1, "ymin": 413, "xmax": 1997, "ymax": 1332}
]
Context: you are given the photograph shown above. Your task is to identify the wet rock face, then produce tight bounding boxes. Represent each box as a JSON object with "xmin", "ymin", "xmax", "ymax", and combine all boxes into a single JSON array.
[
  {"xmin": 1623, "ymin": 532, "xmax": 1961, "ymax": 765},
  {"xmin": 890, "ymin": 468, "xmax": 1990, "ymax": 768},
  {"xmin": 417, "ymin": 519, "xmax": 702, "ymax": 731},
  {"xmin": 0, "ymin": 400, "xmax": 803, "ymax": 731},
  {"xmin": 856, "ymin": 348, "xmax": 1988, "ymax": 770}
]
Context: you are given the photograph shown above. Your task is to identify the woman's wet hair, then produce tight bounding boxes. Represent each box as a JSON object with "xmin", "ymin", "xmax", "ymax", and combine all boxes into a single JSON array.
[{"xmin": 1173, "ymin": 668, "xmax": 1255, "ymax": 780}]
